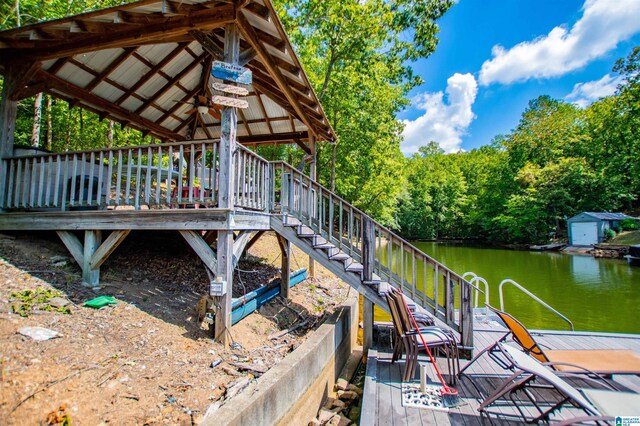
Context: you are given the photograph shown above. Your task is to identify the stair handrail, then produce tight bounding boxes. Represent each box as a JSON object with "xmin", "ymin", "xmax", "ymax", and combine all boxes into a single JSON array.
[
  {"xmin": 268, "ymin": 160, "xmax": 472, "ymax": 283},
  {"xmin": 268, "ymin": 160, "xmax": 476, "ymax": 348},
  {"xmin": 499, "ymin": 279, "xmax": 574, "ymax": 331}
]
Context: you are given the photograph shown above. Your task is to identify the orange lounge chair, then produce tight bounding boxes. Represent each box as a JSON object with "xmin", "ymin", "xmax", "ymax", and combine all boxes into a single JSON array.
[
  {"xmin": 459, "ymin": 305, "xmax": 640, "ymax": 377},
  {"xmin": 478, "ymin": 343, "xmax": 640, "ymax": 423}
]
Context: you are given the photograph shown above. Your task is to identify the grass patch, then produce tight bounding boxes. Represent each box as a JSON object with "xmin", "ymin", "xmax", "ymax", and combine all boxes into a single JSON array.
[
  {"xmin": 608, "ymin": 230, "xmax": 640, "ymax": 245},
  {"xmin": 11, "ymin": 287, "xmax": 71, "ymax": 317}
]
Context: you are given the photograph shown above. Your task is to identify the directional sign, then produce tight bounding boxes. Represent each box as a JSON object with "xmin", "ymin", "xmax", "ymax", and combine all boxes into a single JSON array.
[
  {"xmin": 211, "ymin": 95, "xmax": 249, "ymax": 109},
  {"xmin": 211, "ymin": 61, "xmax": 252, "ymax": 85},
  {"xmin": 212, "ymin": 82, "xmax": 249, "ymax": 96}
]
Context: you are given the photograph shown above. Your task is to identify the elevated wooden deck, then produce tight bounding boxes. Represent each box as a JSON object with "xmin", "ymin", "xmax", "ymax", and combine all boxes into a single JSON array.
[{"xmin": 361, "ymin": 323, "xmax": 640, "ymax": 425}]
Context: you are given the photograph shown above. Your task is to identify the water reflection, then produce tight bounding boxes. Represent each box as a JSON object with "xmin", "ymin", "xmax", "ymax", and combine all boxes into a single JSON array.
[{"xmin": 405, "ymin": 242, "xmax": 640, "ymax": 334}]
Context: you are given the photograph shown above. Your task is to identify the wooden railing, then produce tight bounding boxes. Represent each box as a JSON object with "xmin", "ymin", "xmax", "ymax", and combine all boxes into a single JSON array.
[
  {"xmin": 233, "ymin": 145, "xmax": 269, "ymax": 211},
  {"xmin": 270, "ymin": 161, "xmax": 473, "ymax": 348},
  {"xmin": 0, "ymin": 141, "xmax": 270, "ymax": 212}
]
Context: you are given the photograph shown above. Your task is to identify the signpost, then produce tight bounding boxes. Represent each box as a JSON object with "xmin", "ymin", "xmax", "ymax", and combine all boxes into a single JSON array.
[
  {"xmin": 212, "ymin": 61, "xmax": 252, "ymax": 85},
  {"xmin": 211, "ymin": 95, "xmax": 248, "ymax": 109},
  {"xmin": 212, "ymin": 82, "xmax": 249, "ymax": 96}
]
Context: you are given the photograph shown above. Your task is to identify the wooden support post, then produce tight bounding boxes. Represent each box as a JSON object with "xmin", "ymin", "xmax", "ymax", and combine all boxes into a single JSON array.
[
  {"xmin": 362, "ymin": 217, "xmax": 376, "ymax": 352},
  {"xmin": 214, "ymin": 23, "xmax": 240, "ymax": 347},
  {"xmin": 82, "ymin": 230, "xmax": 102, "ymax": 287},
  {"xmin": 308, "ymin": 136, "xmax": 316, "ymax": 278},
  {"xmin": 460, "ymin": 277, "xmax": 474, "ymax": 354},
  {"xmin": 363, "ymin": 298, "xmax": 374, "ymax": 353},
  {"xmin": 276, "ymin": 234, "xmax": 291, "ymax": 299},
  {"xmin": 0, "ymin": 67, "xmax": 18, "ymax": 207}
]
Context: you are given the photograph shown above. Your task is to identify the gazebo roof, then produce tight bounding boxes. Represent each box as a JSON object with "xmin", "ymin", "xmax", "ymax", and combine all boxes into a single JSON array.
[{"xmin": 0, "ymin": 0, "xmax": 335, "ymax": 150}]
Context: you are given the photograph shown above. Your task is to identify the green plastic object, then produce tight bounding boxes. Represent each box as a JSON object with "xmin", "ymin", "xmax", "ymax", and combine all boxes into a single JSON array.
[{"xmin": 84, "ymin": 296, "xmax": 117, "ymax": 309}]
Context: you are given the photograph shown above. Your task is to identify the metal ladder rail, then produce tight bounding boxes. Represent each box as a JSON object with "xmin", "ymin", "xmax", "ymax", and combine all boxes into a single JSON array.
[
  {"xmin": 463, "ymin": 272, "xmax": 490, "ymax": 319},
  {"xmin": 499, "ymin": 279, "xmax": 574, "ymax": 331}
]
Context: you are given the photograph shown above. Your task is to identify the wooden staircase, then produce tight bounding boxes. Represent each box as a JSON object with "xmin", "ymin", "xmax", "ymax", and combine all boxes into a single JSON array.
[{"xmin": 267, "ymin": 159, "xmax": 475, "ymax": 351}]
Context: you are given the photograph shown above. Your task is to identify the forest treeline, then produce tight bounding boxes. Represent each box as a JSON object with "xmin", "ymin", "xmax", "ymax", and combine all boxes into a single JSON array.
[{"xmin": 1, "ymin": 1, "xmax": 638, "ymax": 244}]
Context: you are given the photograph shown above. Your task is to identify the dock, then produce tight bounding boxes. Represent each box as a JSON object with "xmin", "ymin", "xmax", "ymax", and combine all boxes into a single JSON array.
[{"xmin": 361, "ymin": 322, "xmax": 640, "ymax": 425}]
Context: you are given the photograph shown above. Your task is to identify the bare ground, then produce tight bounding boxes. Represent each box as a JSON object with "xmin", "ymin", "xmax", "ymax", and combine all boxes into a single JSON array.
[{"xmin": 0, "ymin": 230, "xmax": 353, "ymax": 425}]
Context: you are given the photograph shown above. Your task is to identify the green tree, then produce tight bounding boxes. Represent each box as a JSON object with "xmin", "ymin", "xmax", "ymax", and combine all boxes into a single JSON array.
[{"xmin": 273, "ymin": 0, "xmax": 453, "ymax": 225}]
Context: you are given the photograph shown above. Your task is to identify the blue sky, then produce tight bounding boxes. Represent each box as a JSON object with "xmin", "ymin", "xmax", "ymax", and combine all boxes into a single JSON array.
[{"xmin": 399, "ymin": 0, "xmax": 640, "ymax": 154}]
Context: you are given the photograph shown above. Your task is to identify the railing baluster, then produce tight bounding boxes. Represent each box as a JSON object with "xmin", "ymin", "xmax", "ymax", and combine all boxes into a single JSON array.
[
  {"xmin": 145, "ymin": 147, "xmax": 152, "ymax": 205},
  {"xmin": 412, "ymin": 250, "xmax": 417, "ymax": 300},
  {"xmin": 199, "ymin": 143, "xmax": 206, "ymax": 204},
  {"xmin": 54, "ymin": 155, "xmax": 61, "ymax": 207},
  {"xmin": 115, "ymin": 150, "xmax": 123, "ymax": 205},
  {"xmin": 167, "ymin": 146, "xmax": 173, "ymax": 206},
  {"xmin": 178, "ymin": 145, "xmax": 184, "ymax": 204},
  {"xmin": 29, "ymin": 158, "xmax": 37, "ymax": 207},
  {"xmin": 189, "ymin": 144, "xmax": 195, "ymax": 202},
  {"xmin": 45, "ymin": 156, "xmax": 53, "ymax": 207},
  {"xmin": 97, "ymin": 152, "xmax": 104, "ymax": 207},
  {"xmin": 61, "ymin": 155, "xmax": 69, "ymax": 211},
  {"xmin": 70, "ymin": 155, "xmax": 78, "ymax": 208},
  {"xmin": 134, "ymin": 148, "xmax": 142, "ymax": 209},
  {"xmin": 88, "ymin": 152, "xmax": 96, "ymax": 206},
  {"xmin": 107, "ymin": 151, "xmax": 114, "ymax": 207},
  {"xmin": 155, "ymin": 147, "xmax": 162, "ymax": 205},
  {"xmin": 125, "ymin": 149, "xmax": 133, "ymax": 205},
  {"xmin": 7, "ymin": 159, "xmax": 16, "ymax": 208},
  {"xmin": 77, "ymin": 153, "xmax": 86, "ymax": 207}
]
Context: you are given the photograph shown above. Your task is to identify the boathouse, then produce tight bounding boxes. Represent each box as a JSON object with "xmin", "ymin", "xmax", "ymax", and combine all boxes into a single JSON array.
[
  {"xmin": 567, "ymin": 212, "xmax": 634, "ymax": 246},
  {"xmin": 0, "ymin": 0, "xmax": 474, "ymax": 351}
]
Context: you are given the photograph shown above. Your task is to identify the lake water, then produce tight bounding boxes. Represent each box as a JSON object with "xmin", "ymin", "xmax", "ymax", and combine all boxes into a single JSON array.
[{"xmin": 378, "ymin": 242, "xmax": 640, "ymax": 334}]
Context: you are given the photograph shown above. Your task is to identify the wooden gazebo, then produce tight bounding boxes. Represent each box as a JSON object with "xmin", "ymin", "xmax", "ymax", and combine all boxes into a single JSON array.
[{"xmin": 0, "ymin": 0, "xmax": 474, "ymax": 351}]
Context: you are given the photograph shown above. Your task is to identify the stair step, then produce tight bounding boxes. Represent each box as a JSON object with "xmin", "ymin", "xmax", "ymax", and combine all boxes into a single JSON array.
[
  {"xmin": 313, "ymin": 243, "xmax": 336, "ymax": 250},
  {"xmin": 345, "ymin": 263, "xmax": 364, "ymax": 273},
  {"xmin": 329, "ymin": 253, "xmax": 351, "ymax": 261}
]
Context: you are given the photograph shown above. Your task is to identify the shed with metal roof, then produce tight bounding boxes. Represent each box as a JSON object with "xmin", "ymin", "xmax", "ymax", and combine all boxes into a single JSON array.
[{"xmin": 567, "ymin": 212, "xmax": 634, "ymax": 246}]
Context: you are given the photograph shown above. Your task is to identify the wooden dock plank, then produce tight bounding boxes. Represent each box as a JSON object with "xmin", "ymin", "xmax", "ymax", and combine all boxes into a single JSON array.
[{"xmin": 365, "ymin": 324, "xmax": 640, "ymax": 426}]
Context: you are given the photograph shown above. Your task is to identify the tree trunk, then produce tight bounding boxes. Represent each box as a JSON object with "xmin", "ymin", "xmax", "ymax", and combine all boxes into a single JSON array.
[
  {"xmin": 31, "ymin": 92, "xmax": 43, "ymax": 147},
  {"xmin": 14, "ymin": 0, "xmax": 21, "ymax": 26},
  {"xmin": 107, "ymin": 120, "xmax": 114, "ymax": 148},
  {"xmin": 46, "ymin": 95, "xmax": 52, "ymax": 150}
]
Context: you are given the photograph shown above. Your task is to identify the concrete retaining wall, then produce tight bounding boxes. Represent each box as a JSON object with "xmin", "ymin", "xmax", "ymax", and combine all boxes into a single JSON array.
[{"xmin": 203, "ymin": 294, "xmax": 359, "ymax": 426}]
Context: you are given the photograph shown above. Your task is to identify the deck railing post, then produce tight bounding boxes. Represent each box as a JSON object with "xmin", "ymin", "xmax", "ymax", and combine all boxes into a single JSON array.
[
  {"xmin": 214, "ymin": 23, "xmax": 240, "ymax": 348},
  {"xmin": 362, "ymin": 217, "xmax": 376, "ymax": 352},
  {"xmin": 460, "ymin": 277, "xmax": 474, "ymax": 352}
]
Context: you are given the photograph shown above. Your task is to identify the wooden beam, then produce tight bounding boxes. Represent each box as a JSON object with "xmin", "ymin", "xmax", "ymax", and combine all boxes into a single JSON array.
[
  {"xmin": 89, "ymin": 229, "xmax": 130, "ymax": 269},
  {"xmin": 56, "ymin": 230, "xmax": 84, "ymax": 267},
  {"xmin": 40, "ymin": 70, "xmax": 183, "ymax": 140},
  {"xmin": 190, "ymin": 30, "xmax": 224, "ymax": 60},
  {"xmin": 84, "ymin": 47, "xmax": 136, "ymax": 92},
  {"xmin": 0, "ymin": 210, "xmax": 272, "ymax": 231},
  {"xmin": 0, "ymin": 69, "xmax": 18, "ymax": 158},
  {"xmin": 1, "ymin": 5, "xmax": 235, "ymax": 62},
  {"xmin": 276, "ymin": 234, "xmax": 291, "ymax": 299},
  {"xmin": 244, "ymin": 230, "xmax": 264, "ymax": 253},
  {"xmin": 180, "ymin": 230, "xmax": 218, "ymax": 272},
  {"xmin": 232, "ymin": 230, "xmax": 252, "ymax": 268},
  {"xmin": 238, "ymin": 131, "xmax": 309, "ymax": 145},
  {"xmin": 82, "ymin": 230, "xmax": 102, "ymax": 287},
  {"xmin": 134, "ymin": 52, "xmax": 206, "ymax": 115},
  {"xmin": 115, "ymin": 42, "xmax": 189, "ymax": 106},
  {"xmin": 237, "ymin": 14, "xmax": 315, "ymax": 136}
]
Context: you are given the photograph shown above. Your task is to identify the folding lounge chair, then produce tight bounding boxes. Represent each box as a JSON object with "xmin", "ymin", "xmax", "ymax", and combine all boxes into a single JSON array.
[
  {"xmin": 385, "ymin": 288, "xmax": 459, "ymax": 383},
  {"xmin": 478, "ymin": 343, "xmax": 640, "ymax": 423},
  {"xmin": 459, "ymin": 305, "xmax": 640, "ymax": 377}
]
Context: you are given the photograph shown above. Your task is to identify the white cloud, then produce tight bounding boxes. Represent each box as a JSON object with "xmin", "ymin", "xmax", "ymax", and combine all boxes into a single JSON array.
[
  {"xmin": 565, "ymin": 73, "xmax": 623, "ymax": 107},
  {"xmin": 401, "ymin": 73, "xmax": 477, "ymax": 155},
  {"xmin": 479, "ymin": 0, "xmax": 640, "ymax": 86}
]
